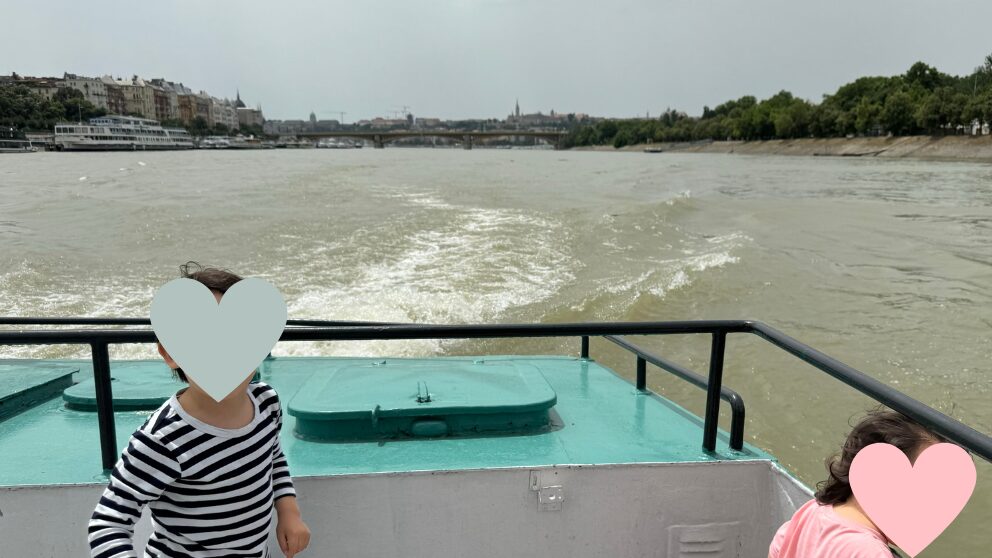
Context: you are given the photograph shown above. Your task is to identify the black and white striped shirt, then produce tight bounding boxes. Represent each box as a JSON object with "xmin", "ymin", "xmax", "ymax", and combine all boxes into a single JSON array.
[{"xmin": 89, "ymin": 382, "xmax": 296, "ymax": 558}]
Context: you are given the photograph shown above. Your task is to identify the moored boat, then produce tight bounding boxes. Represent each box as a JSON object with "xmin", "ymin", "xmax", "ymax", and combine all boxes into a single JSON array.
[
  {"xmin": 53, "ymin": 115, "xmax": 194, "ymax": 151},
  {"xmin": 229, "ymin": 135, "xmax": 265, "ymax": 149},
  {"xmin": 199, "ymin": 135, "xmax": 231, "ymax": 149}
]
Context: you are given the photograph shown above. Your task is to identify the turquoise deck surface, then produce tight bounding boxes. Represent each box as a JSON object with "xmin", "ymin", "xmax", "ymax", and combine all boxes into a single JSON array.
[
  {"xmin": 62, "ymin": 361, "xmax": 183, "ymax": 411},
  {"xmin": 0, "ymin": 362, "xmax": 77, "ymax": 421},
  {"xmin": 0, "ymin": 356, "xmax": 773, "ymax": 487}
]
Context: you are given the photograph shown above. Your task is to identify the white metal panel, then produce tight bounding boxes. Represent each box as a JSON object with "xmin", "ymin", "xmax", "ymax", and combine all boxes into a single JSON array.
[{"xmin": 0, "ymin": 461, "xmax": 811, "ymax": 558}]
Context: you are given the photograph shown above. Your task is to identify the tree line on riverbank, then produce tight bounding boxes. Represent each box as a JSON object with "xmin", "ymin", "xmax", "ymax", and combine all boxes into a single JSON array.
[
  {"xmin": 566, "ymin": 56, "xmax": 992, "ymax": 149},
  {"xmin": 0, "ymin": 85, "xmax": 107, "ymax": 131}
]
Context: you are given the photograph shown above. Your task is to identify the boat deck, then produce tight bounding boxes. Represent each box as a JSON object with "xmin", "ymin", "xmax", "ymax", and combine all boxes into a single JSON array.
[{"xmin": 0, "ymin": 355, "xmax": 773, "ymax": 487}]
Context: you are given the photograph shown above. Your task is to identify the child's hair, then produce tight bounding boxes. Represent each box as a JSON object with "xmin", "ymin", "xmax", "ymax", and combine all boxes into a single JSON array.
[
  {"xmin": 815, "ymin": 407, "xmax": 946, "ymax": 505},
  {"xmin": 166, "ymin": 261, "xmax": 243, "ymax": 382}
]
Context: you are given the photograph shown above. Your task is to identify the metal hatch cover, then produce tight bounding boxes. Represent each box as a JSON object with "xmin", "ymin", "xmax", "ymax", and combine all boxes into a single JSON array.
[{"xmin": 288, "ymin": 359, "xmax": 557, "ymax": 441}]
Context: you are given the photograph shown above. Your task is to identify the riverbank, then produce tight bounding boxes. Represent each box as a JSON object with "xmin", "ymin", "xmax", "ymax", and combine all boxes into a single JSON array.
[{"xmin": 578, "ymin": 135, "xmax": 992, "ymax": 162}]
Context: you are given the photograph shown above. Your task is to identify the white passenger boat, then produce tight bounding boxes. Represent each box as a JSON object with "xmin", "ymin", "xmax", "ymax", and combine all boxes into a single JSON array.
[
  {"xmin": 53, "ymin": 116, "xmax": 194, "ymax": 151},
  {"xmin": 229, "ymin": 135, "xmax": 265, "ymax": 149},
  {"xmin": 199, "ymin": 136, "xmax": 232, "ymax": 149}
]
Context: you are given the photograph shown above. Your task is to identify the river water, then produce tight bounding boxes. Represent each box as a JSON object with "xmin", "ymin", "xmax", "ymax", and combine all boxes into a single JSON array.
[{"xmin": 1, "ymin": 149, "xmax": 989, "ymax": 555}]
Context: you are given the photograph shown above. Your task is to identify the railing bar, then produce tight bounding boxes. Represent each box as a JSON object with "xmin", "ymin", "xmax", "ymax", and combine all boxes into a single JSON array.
[
  {"xmin": 90, "ymin": 342, "xmax": 117, "ymax": 471},
  {"xmin": 0, "ymin": 319, "xmax": 987, "ymax": 462},
  {"xmin": 636, "ymin": 356, "xmax": 646, "ymax": 391},
  {"xmin": 580, "ymin": 336, "xmax": 589, "ymax": 359},
  {"xmin": 0, "ymin": 317, "xmax": 396, "ymax": 327},
  {"xmin": 747, "ymin": 322, "xmax": 992, "ymax": 462},
  {"xmin": 729, "ymin": 407, "xmax": 745, "ymax": 450},
  {"xmin": 605, "ymin": 335, "xmax": 707, "ymax": 390},
  {"xmin": 604, "ymin": 335, "xmax": 745, "ymax": 451},
  {"xmin": 702, "ymin": 332, "xmax": 727, "ymax": 453},
  {"xmin": 0, "ymin": 320, "xmax": 754, "ymax": 344}
]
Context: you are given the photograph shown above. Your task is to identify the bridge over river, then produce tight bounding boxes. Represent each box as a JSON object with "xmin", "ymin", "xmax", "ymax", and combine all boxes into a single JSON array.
[{"xmin": 296, "ymin": 130, "xmax": 567, "ymax": 149}]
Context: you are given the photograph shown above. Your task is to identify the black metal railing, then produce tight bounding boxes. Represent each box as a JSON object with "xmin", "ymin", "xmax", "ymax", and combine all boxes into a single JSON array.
[
  {"xmin": 1, "ymin": 318, "xmax": 990, "ymax": 471},
  {"xmin": 603, "ymin": 335, "xmax": 746, "ymax": 450}
]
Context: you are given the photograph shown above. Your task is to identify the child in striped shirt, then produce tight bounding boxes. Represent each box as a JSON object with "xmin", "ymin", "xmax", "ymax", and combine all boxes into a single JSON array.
[{"xmin": 89, "ymin": 264, "xmax": 311, "ymax": 558}]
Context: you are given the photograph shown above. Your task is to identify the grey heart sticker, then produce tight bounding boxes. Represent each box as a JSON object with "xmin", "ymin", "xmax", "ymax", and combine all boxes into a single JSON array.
[{"xmin": 150, "ymin": 277, "xmax": 287, "ymax": 402}]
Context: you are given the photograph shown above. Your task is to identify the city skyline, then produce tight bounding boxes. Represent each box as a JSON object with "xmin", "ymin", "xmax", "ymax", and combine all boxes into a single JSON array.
[{"xmin": 4, "ymin": 0, "xmax": 992, "ymax": 121}]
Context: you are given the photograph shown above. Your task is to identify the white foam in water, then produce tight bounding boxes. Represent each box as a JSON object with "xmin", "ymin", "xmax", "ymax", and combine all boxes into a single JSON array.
[
  {"xmin": 268, "ymin": 196, "xmax": 576, "ymax": 358},
  {"xmin": 0, "ymin": 263, "xmax": 160, "ymax": 360},
  {"xmin": 0, "ymin": 187, "xmax": 720, "ymax": 361},
  {"xmin": 583, "ymin": 228, "xmax": 748, "ymax": 313},
  {"xmin": 645, "ymin": 233, "xmax": 747, "ymax": 298},
  {"xmin": 665, "ymin": 190, "xmax": 692, "ymax": 205},
  {"xmin": 378, "ymin": 190, "xmax": 457, "ymax": 211}
]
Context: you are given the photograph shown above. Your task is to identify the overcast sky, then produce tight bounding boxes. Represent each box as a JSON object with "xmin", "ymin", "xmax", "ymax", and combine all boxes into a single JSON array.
[{"xmin": 4, "ymin": 0, "xmax": 992, "ymax": 121}]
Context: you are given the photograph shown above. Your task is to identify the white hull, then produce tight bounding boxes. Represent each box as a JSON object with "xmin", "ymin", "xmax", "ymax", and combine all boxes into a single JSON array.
[
  {"xmin": 0, "ymin": 461, "xmax": 809, "ymax": 558},
  {"xmin": 54, "ymin": 116, "xmax": 194, "ymax": 152},
  {"xmin": 55, "ymin": 142, "xmax": 194, "ymax": 151}
]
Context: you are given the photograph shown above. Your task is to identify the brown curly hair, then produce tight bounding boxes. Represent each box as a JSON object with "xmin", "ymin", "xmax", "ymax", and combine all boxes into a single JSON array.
[
  {"xmin": 166, "ymin": 261, "xmax": 243, "ymax": 383},
  {"xmin": 815, "ymin": 407, "xmax": 946, "ymax": 505}
]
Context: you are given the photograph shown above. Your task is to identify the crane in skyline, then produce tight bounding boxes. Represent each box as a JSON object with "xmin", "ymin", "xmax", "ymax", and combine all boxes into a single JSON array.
[
  {"xmin": 322, "ymin": 110, "xmax": 347, "ymax": 124},
  {"xmin": 386, "ymin": 105, "xmax": 413, "ymax": 119}
]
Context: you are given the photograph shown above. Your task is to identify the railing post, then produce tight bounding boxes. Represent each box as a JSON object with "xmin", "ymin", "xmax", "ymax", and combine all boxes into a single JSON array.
[
  {"xmin": 636, "ymin": 356, "xmax": 646, "ymax": 390},
  {"xmin": 91, "ymin": 342, "xmax": 118, "ymax": 470},
  {"xmin": 729, "ymin": 402, "xmax": 745, "ymax": 451},
  {"xmin": 580, "ymin": 336, "xmax": 589, "ymax": 359},
  {"xmin": 702, "ymin": 331, "xmax": 727, "ymax": 452}
]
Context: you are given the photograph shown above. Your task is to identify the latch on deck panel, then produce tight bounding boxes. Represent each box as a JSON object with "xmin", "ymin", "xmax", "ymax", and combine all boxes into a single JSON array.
[
  {"xmin": 415, "ymin": 381, "xmax": 432, "ymax": 403},
  {"xmin": 529, "ymin": 470, "xmax": 564, "ymax": 512}
]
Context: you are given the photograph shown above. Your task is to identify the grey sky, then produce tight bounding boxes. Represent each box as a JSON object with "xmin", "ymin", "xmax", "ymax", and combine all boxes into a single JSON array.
[{"xmin": 5, "ymin": 0, "xmax": 991, "ymax": 121}]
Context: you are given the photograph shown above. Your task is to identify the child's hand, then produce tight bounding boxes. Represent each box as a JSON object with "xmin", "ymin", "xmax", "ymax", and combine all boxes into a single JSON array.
[{"xmin": 276, "ymin": 514, "xmax": 311, "ymax": 557}]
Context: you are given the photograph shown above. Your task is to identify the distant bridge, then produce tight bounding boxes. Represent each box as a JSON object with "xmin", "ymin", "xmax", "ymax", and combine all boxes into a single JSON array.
[{"xmin": 296, "ymin": 130, "xmax": 567, "ymax": 149}]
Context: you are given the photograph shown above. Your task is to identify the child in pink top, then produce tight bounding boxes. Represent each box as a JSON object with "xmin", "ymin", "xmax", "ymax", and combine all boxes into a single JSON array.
[{"xmin": 769, "ymin": 408, "xmax": 944, "ymax": 558}]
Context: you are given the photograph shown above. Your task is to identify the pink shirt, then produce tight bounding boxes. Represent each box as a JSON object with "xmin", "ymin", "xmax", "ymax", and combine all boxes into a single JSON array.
[{"xmin": 769, "ymin": 499, "xmax": 893, "ymax": 558}]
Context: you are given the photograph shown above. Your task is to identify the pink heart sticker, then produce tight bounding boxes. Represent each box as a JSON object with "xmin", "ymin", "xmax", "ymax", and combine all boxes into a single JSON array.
[{"xmin": 850, "ymin": 442, "xmax": 976, "ymax": 557}]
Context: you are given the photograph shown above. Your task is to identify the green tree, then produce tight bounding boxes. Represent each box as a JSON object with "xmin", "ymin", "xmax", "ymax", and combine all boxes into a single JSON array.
[
  {"xmin": 881, "ymin": 91, "xmax": 916, "ymax": 135},
  {"xmin": 854, "ymin": 98, "xmax": 882, "ymax": 135},
  {"xmin": 189, "ymin": 116, "xmax": 210, "ymax": 136},
  {"xmin": 781, "ymin": 100, "xmax": 812, "ymax": 138},
  {"xmin": 963, "ymin": 90, "xmax": 992, "ymax": 125},
  {"xmin": 612, "ymin": 127, "xmax": 635, "ymax": 148},
  {"xmin": 916, "ymin": 93, "xmax": 941, "ymax": 134},
  {"xmin": 597, "ymin": 120, "xmax": 618, "ymax": 143},
  {"xmin": 809, "ymin": 103, "xmax": 840, "ymax": 137},
  {"xmin": 915, "ymin": 88, "xmax": 963, "ymax": 134},
  {"xmin": 54, "ymin": 87, "xmax": 105, "ymax": 122},
  {"xmin": 774, "ymin": 112, "xmax": 796, "ymax": 138},
  {"xmin": 905, "ymin": 62, "xmax": 947, "ymax": 91}
]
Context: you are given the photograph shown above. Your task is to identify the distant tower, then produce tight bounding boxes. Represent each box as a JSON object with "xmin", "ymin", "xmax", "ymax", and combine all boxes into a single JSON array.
[
  {"xmin": 515, "ymin": 99, "xmax": 520, "ymax": 119},
  {"xmin": 309, "ymin": 110, "xmax": 317, "ymax": 130},
  {"xmin": 235, "ymin": 90, "xmax": 246, "ymax": 109}
]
